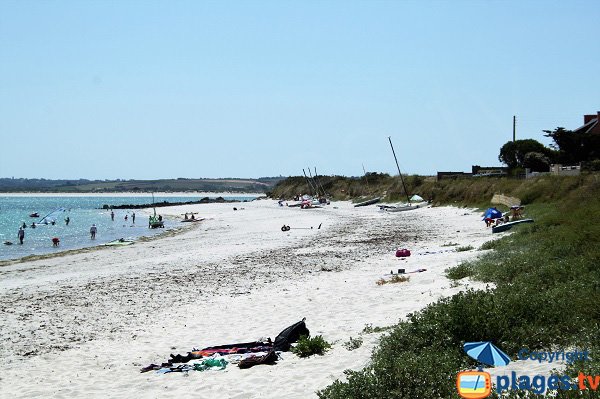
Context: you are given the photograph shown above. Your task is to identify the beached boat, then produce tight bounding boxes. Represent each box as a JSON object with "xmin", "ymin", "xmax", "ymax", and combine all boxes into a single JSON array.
[
  {"xmin": 492, "ymin": 218, "xmax": 534, "ymax": 233},
  {"xmin": 181, "ymin": 218, "xmax": 204, "ymax": 223},
  {"xmin": 354, "ymin": 197, "xmax": 382, "ymax": 207},
  {"xmin": 383, "ymin": 137, "xmax": 426, "ymax": 213},
  {"xmin": 381, "ymin": 201, "xmax": 428, "ymax": 212}
]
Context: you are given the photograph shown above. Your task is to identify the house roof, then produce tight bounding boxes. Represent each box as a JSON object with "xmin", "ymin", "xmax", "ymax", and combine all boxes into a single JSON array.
[{"xmin": 573, "ymin": 113, "xmax": 599, "ymax": 135}]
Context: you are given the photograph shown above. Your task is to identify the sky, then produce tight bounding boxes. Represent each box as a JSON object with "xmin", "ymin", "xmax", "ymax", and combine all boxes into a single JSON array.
[{"xmin": 1, "ymin": 0, "xmax": 599, "ymax": 180}]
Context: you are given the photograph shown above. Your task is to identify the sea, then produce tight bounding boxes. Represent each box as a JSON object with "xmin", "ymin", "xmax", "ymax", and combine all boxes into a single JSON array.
[{"xmin": 0, "ymin": 194, "xmax": 258, "ymax": 261}]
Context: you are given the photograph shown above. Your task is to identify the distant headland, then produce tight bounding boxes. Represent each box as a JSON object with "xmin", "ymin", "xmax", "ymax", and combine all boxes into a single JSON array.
[{"xmin": 0, "ymin": 177, "xmax": 283, "ymax": 193}]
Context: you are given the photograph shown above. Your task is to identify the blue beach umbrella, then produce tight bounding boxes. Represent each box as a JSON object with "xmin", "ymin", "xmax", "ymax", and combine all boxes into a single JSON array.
[
  {"xmin": 464, "ymin": 341, "xmax": 511, "ymax": 367},
  {"xmin": 483, "ymin": 208, "xmax": 502, "ymax": 220}
]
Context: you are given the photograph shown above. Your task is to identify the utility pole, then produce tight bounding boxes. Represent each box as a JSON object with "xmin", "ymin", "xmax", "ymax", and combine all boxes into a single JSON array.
[{"xmin": 513, "ymin": 115, "xmax": 516, "ymax": 142}]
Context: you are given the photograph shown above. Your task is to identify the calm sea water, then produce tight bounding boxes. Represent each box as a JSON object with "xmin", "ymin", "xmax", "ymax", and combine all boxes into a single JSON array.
[{"xmin": 0, "ymin": 194, "xmax": 257, "ymax": 261}]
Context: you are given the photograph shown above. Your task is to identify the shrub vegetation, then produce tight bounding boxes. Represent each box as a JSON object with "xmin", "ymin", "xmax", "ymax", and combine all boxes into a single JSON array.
[
  {"xmin": 318, "ymin": 174, "xmax": 600, "ymax": 398},
  {"xmin": 292, "ymin": 335, "xmax": 332, "ymax": 358}
]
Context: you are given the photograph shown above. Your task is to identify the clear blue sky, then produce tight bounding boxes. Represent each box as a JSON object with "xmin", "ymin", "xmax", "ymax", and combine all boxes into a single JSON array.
[{"xmin": 1, "ymin": 0, "xmax": 599, "ymax": 179}]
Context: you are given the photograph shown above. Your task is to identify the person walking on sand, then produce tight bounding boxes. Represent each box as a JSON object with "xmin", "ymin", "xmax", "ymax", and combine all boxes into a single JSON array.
[
  {"xmin": 90, "ymin": 224, "xmax": 97, "ymax": 239},
  {"xmin": 132, "ymin": 212, "xmax": 136, "ymax": 224},
  {"xmin": 17, "ymin": 227, "xmax": 25, "ymax": 245}
]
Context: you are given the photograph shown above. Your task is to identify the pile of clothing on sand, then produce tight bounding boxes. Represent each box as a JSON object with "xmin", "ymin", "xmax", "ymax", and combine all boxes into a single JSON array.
[{"xmin": 141, "ymin": 318, "xmax": 309, "ymax": 374}]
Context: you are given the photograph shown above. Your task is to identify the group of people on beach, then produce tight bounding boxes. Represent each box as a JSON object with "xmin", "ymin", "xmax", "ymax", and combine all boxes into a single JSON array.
[{"xmin": 11, "ymin": 208, "xmax": 159, "ymax": 247}]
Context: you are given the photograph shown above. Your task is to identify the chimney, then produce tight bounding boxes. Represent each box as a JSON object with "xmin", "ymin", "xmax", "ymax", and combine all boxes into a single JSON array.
[{"xmin": 584, "ymin": 113, "xmax": 599, "ymax": 124}]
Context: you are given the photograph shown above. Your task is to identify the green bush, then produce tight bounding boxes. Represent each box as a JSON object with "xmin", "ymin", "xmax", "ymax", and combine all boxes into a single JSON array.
[
  {"xmin": 480, "ymin": 240, "xmax": 500, "ymax": 250},
  {"xmin": 291, "ymin": 335, "xmax": 331, "ymax": 358},
  {"xmin": 455, "ymin": 245, "xmax": 474, "ymax": 252},
  {"xmin": 361, "ymin": 324, "xmax": 393, "ymax": 334},
  {"xmin": 445, "ymin": 262, "xmax": 475, "ymax": 280},
  {"xmin": 343, "ymin": 336, "xmax": 363, "ymax": 351}
]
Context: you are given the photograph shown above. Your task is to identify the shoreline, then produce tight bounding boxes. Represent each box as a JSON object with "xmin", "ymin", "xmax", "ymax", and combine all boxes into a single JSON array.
[
  {"xmin": 0, "ymin": 194, "xmax": 263, "ymax": 263},
  {"xmin": 0, "ymin": 221, "xmax": 196, "ymax": 267},
  {"xmin": 0, "ymin": 200, "xmax": 494, "ymax": 398}
]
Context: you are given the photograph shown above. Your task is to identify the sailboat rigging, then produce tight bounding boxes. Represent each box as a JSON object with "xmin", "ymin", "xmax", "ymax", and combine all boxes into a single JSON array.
[{"xmin": 380, "ymin": 137, "xmax": 427, "ymax": 212}]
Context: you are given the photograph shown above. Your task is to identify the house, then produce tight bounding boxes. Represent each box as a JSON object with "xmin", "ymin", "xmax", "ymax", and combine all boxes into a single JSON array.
[{"xmin": 575, "ymin": 111, "xmax": 600, "ymax": 135}]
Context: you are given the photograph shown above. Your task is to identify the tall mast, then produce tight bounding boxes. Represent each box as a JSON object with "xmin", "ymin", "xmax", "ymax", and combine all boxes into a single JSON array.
[
  {"xmin": 362, "ymin": 163, "xmax": 370, "ymax": 191},
  {"xmin": 313, "ymin": 167, "xmax": 326, "ymax": 197},
  {"xmin": 302, "ymin": 169, "xmax": 317, "ymax": 197},
  {"xmin": 388, "ymin": 136, "xmax": 410, "ymax": 204}
]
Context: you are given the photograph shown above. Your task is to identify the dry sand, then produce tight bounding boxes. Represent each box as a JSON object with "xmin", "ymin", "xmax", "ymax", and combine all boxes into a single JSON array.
[{"xmin": 0, "ymin": 200, "xmax": 495, "ymax": 398}]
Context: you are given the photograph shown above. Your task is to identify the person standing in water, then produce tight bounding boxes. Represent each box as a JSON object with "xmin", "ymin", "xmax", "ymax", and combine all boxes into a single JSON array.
[
  {"xmin": 132, "ymin": 212, "xmax": 136, "ymax": 224},
  {"xmin": 17, "ymin": 227, "xmax": 25, "ymax": 244},
  {"xmin": 90, "ymin": 224, "xmax": 97, "ymax": 239},
  {"xmin": 65, "ymin": 216, "xmax": 70, "ymax": 226},
  {"xmin": 110, "ymin": 211, "xmax": 115, "ymax": 221}
]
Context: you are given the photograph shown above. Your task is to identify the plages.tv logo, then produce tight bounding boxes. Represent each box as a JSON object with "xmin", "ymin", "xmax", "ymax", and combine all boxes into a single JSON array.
[
  {"xmin": 456, "ymin": 341, "xmax": 511, "ymax": 399},
  {"xmin": 456, "ymin": 370, "xmax": 491, "ymax": 398}
]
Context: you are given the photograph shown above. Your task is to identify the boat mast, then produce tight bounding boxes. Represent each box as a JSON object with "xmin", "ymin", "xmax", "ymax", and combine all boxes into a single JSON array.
[
  {"xmin": 362, "ymin": 163, "xmax": 370, "ymax": 192},
  {"xmin": 313, "ymin": 167, "xmax": 324, "ymax": 197},
  {"xmin": 387, "ymin": 136, "xmax": 410, "ymax": 204},
  {"xmin": 302, "ymin": 169, "xmax": 318, "ymax": 197},
  {"xmin": 152, "ymin": 192, "xmax": 157, "ymax": 217}
]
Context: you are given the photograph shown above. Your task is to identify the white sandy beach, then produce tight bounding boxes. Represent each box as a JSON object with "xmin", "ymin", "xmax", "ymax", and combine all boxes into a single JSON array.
[{"xmin": 1, "ymin": 200, "xmax": 497, "ymax": 398}]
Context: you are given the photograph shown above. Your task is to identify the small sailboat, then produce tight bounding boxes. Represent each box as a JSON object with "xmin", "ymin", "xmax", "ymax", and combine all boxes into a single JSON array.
[
  {"xmin": 148, "ymin": 193, "xmax": 164, "ymax": 228},
  {"xmin": 354, "ymin": 164, "xmax": 382, "ymax": 207},
  {"xmin": 355, "ymin": 197, "xmax": 382, "ymax": 207},
  {"xmin": 381, "ymin": 137, "xmax": 426, "ymax": 212}
]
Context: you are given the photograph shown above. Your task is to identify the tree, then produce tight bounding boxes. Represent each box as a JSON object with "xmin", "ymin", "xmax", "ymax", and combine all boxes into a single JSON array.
[
  {"xmin": 523, "ymin": 152, "xmax": 551, "ymax": 172},
  {"xmin": 544, "ymin": 127, "xmax": 600, "ymax": 164},
  {"xmin": 498, "ymin": 139, "xmax": 552, "ymax": 169}
]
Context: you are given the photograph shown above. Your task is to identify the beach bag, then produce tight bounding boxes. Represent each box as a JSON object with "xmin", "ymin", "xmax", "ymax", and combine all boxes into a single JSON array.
[
  {"xmin": 238, "ymin": 350, "xmax": 278, "ymax": 369},
  {"xmin": 273, "ymin": 318, "xmax": 310, "ymax": 351},
  {"xmin": 396, "ymin": 249, "xmax": 411, "ymax": 257}
]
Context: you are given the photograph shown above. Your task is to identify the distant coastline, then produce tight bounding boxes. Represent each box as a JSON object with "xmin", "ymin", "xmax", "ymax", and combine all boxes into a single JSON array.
[{"xmin": 0, "ymin": 177, "xmax": 282, "ymax": 193}]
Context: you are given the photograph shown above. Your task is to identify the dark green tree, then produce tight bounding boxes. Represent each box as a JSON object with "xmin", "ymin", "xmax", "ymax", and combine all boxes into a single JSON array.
[
  {"xmin": 498, "ymin": 139, "xmax": 553, "ymax": 169},
  {"xmin": 543, "ymin": 127, "xmax": 600, "ymax": 164},
  {"xmin": 523, "ymin": 152, "xmax": 551, "ymax": 172}
]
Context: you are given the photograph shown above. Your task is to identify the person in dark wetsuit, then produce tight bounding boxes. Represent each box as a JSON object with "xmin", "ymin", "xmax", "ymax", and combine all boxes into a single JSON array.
[{"xmin": 18, "ymin": 227, "xmax": 25, "ymax": 244}]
